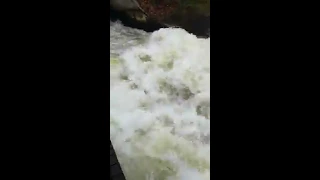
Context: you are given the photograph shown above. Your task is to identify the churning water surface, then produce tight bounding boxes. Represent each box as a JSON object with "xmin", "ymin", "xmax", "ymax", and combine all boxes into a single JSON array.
[{"xmin": 110, "ymin": 20, "xmax": 210, "ymax": 180}]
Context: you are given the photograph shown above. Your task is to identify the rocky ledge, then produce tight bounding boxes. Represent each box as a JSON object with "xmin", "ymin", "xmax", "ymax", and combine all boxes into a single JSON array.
[{"xmin": 110, "ymin": 0, "xmax": 210, "ymax": 37}]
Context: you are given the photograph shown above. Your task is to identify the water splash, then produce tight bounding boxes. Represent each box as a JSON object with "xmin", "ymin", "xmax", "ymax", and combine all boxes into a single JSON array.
[{"xmin": 110, "ymin": 21, "xmax": 210, "ymax": 180}]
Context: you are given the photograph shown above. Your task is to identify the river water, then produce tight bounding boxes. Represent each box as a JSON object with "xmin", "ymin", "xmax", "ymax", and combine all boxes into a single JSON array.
[{"xmin": 110, "ymin": 20, "xmax": 210, "ymax": 180}]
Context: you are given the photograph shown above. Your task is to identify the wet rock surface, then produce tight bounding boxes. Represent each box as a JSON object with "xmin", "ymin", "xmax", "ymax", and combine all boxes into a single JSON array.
[
  {"xmin": 110, "ymin": 0, "xmax": 210, "ymax": 37},
  {"xmin": 110, "ymin": 0, "xmax": 140, "ymax": 11},
  {"xmin": 110, "ymin": 8, "xmax": 166, "ymax": 33}
]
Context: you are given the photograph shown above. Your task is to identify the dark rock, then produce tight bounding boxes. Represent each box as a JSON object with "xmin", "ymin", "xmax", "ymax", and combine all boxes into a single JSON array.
[
  {"xmin": 110, "ymin": 0, "xmax": 210, "ymax": 37},
  {"xmin": 110, "ymin": 8, "xmax": 166, "ymax": 32},
  {"xmin": 110, "ymin": 0, "xmax": 140, "ymax": 11}
]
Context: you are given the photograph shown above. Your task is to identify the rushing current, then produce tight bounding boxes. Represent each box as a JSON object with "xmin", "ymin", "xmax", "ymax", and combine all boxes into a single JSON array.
[{"xmin": 110, "ymin": 20, "xmax": 210, "ymax": 180}]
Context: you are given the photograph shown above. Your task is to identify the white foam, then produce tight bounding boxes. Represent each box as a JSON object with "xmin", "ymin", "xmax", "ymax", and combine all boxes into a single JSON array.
[{"xmin": 110, "ymin": 21, "xmax": 210, "ymax": 180}]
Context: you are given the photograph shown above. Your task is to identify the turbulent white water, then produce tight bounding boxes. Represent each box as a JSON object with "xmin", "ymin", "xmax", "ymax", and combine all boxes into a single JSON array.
[{"xmin": 110, "ymin": 21, "xmax": 210, "ymax": 180}]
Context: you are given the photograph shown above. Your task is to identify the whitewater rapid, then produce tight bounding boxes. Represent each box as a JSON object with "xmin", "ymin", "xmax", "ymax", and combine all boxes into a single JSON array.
[{"xmin": 110, "ymin": 21, "xmax": 210, "ymax": 180}]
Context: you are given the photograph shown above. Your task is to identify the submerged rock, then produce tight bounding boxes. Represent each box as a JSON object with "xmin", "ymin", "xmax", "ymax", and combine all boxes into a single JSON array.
[{"xmin": 110, "ymin": 0, "xmax": 210, "ymax": 37}]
